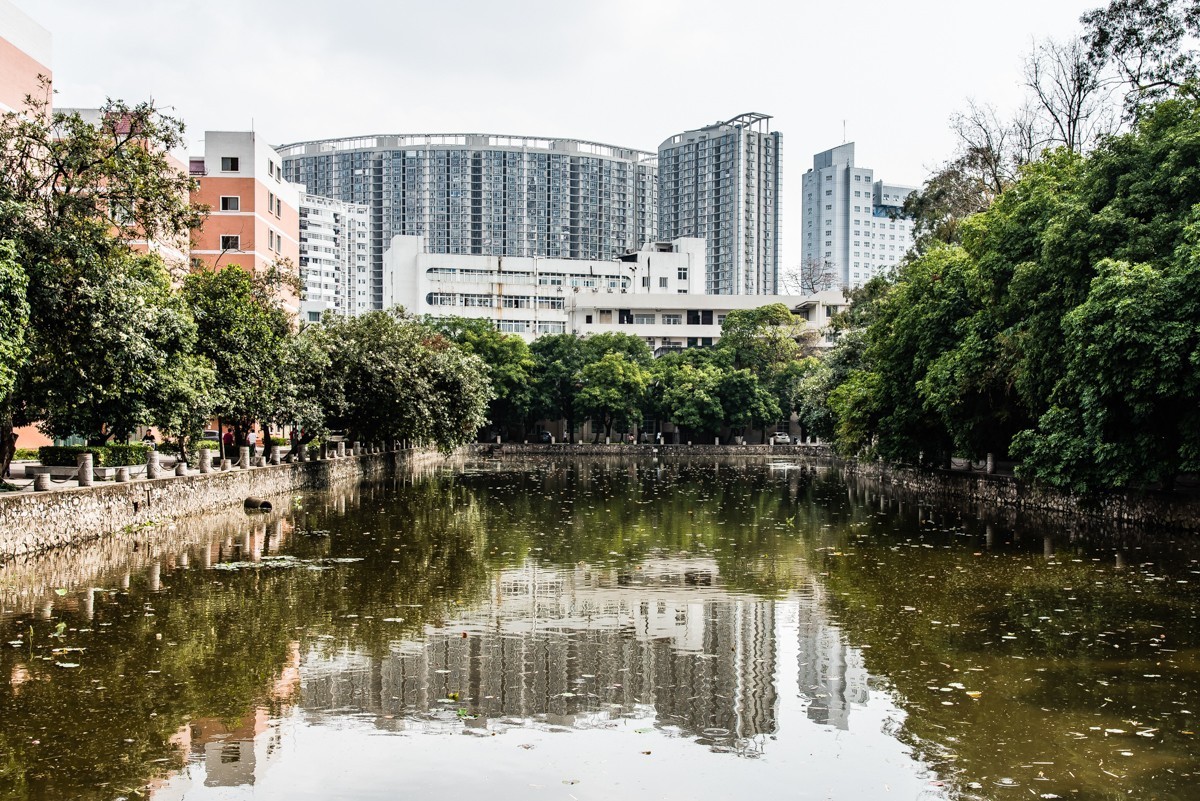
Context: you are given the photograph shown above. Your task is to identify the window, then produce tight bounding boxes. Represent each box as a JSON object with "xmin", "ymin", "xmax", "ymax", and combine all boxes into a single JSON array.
[
  {"xmin": 677, "ymin": 267, "xmax": 688, "ymax": 280},
  {"xmin": 220, "ymin": 196, "xmax": 240, "ymax": 212},
  {"xmin": 656, "ymin": 276, "xmax": 667, "ymax": 288},
  {"xmin": 585, "ymin": 314, "xmax": 593, "ymax": 324},
  {"xmin": 268, "ymin": 230, "xmax": 274, "ymax": 250},
  {"xmin": 220, "ymin": 157, "xmax": 239, "ymax": 172},
  {"xmin": 618, "ymin": 309, "xmax": 633, "ymax": 324},
  {"xmin": 687, "ymin": 309, "xmax": 700, "ymax": 325},
  {"xmin": 825, "ymin": 204, "xmax": 832, "ymax": 210},
  {"xmin": 717, "ymin": 314, "xmax": 727, "ymax": 325},
  {"xmin": 825, "ymin": 189, "xmax": 832, "ymax": 196},
  {"xmin": 662, "ymin": 314, "xmax": 682, "ymax": 325},
  {"xmin": 220, "ymin": 235, "xmax": 240, "ymax": 251},
  {"xmin": 633, "ymin": 313, "xmax": 655, "ymax": 325},
  {"xmin": 268, "ymin": 161, "xmax": 274, "ymax": 178},
  {"xmin": 641, "ymin": 276, "xmax": 650, "ymax": 288},
  {"xmin": 426, "ymin": 292, "xmax": 455, "ymax": 306}
]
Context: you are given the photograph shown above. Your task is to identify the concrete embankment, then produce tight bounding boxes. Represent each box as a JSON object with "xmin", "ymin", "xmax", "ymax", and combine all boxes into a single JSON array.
[{"xmin": 0, "ymin": 449, "xmax": 444, "ymax": 560}]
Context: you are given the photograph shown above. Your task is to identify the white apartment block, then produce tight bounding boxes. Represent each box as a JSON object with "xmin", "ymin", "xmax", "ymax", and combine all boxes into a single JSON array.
[
  {"xmin": 801, "ymin": 143, "xmax": 916, "ymax": 290},
  {"xmin": 382, "ymin": 234, "xmax": 844, "ymax": 353},
  {"xmin": 299, "ymin": 193, "xmax": 370, "ymax": 321}
]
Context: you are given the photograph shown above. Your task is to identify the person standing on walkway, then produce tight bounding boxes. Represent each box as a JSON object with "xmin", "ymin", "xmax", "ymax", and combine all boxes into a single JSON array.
[
  {"xmin": 222, "ymin": 428, "xmax": 234, "ymax": 460},
  {"xmin": 247, "ymin": 428, "xmax": 258, "ymax": 458}
]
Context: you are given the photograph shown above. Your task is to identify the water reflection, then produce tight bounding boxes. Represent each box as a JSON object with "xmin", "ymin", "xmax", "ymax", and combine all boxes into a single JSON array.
[{"xmin": 0, "ymin": 457, "xmax": 1196, "ymax": 800}]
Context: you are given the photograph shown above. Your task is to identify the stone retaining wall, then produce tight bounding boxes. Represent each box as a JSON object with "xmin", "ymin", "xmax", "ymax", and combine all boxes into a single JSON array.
[
  {"xmin": 471, "ymin": 444, "xmax": 1199, "ymax": 530},
  {"xmin": 0, "ymin": 449, "xmax": 443, "ymax": 560},
  {"xmin": 842, "ymin": 462, "xmax": 1200, "ymax": 531},
  {"xmin": 469, "ymin": 443, "xmax": 837, "ymax": 458}
]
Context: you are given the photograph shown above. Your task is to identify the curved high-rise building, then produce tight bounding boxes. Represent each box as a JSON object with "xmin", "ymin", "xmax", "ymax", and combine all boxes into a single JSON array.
[{"xmin": 278, "ymin": 134, "xmax": 658, "ymax": 310}]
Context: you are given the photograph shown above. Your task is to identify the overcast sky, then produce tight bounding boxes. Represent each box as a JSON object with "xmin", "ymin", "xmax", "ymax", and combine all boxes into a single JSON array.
[{"xmin": 17, "ymin": 0, "xmax": 1101, "ymax": 261}]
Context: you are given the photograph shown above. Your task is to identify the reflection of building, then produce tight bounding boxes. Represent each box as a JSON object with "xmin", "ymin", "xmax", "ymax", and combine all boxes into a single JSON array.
[
  {"xmin": 796, "ymin": 585, "xmax": 870, "ymax": 730},
  {"xmin": 301, "ymin": 559, "xmax": 778, "ymax": 742},
  {"xmin": 150, "ymin": 643, "xmax": 300, "ymax": 798}
]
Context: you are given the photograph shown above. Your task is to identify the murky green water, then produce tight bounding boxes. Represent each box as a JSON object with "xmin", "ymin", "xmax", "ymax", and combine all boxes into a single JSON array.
[{"xmin": 1, "ymin": 458, "xmax": 1197, "ymax": 800}]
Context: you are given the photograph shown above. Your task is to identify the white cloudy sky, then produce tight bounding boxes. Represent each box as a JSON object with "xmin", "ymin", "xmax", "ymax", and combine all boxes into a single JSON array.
[{"xmin": 16, "ymin": 0, "xmax": 1101, "ymax": 258}]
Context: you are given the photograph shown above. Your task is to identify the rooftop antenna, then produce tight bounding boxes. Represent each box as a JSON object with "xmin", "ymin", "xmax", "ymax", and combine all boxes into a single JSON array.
[{"xmin": 842, "ymin": 120, "xmax": 846, "ymax": 143}]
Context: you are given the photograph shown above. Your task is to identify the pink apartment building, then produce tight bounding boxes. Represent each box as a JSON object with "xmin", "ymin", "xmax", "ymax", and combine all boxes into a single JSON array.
[
  {"xmin": 0, "ymin": 0, "xmax": 51, "ymax": 115},
  {"xmin": 190, "ymin": 131, "xmax": 302, "ymax": 316}
]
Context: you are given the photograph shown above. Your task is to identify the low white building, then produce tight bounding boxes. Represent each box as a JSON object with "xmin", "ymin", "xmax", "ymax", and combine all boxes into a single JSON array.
[{"xmin": 382, "ymin": 234, "xmax": 845, "ymax": 350}]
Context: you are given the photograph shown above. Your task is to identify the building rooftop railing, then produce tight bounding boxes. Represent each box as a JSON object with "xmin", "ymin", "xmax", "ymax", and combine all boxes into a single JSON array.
[{"xmin": 275, "ymin": 133, "xmax": 656, "ymax": 161}]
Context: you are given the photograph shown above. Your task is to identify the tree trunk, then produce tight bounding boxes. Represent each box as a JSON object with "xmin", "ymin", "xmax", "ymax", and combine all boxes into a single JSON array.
[{"xmin": 0, "ymin": 422, "xmax": 16, "ymax": 482}]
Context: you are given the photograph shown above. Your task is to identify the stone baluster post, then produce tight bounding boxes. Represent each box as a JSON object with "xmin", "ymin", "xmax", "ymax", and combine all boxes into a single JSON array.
[
  {"xmin": 76, "ymin": 453, "xmax": 93, "ymax": 487},
  {"xmin": 33, "ymin": 473, "xmax": 50, "ymax": 491},
  {"xmin": 175, "ymin": 461, "xmax": 188, "ymax": 476},
  {"xmin": 146, "ymin": 450, "xmax": 160, "ymax": 480},
  {"xmin": 115, "ymin": 467, "xmax": 130, "ymax": 483},
  {"xmin": 199, "ymin": 448, "xmax": 212, "ymax": 474},
  {"xmin": 238, "ymin": 446, "xmax": 250, "ymax": 470}
]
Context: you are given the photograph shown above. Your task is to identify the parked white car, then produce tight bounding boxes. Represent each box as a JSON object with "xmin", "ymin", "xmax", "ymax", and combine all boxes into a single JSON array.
[{"xmin": 770, "ymin": 433, "xmax": 793, "ymax": 445}]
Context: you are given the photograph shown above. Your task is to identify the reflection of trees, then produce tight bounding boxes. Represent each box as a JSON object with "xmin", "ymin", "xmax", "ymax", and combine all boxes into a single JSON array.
[
  {"xmin": 812, "ymin": 506, "xmax": 1200, "ymax": 801},
  {"xmin": 0, "ymin": 455, "xmax": 899, "ymax": 799}
]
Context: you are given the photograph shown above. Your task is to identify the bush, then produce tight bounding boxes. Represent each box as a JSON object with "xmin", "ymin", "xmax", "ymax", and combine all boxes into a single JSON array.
[
  {"xmin": 271, "ymin": 436, "xmax": 289, "ymax": 446},
  {"xmin": 13, "ymin": 448, "xmax": 38, "ymax": 460},
  {"xmin": 37, "ymin": 444, "xmax": 150, "ymax": 467},
  {"xmin": 105, "ymin": 443, "xmax": 150, "ymax": 466},
  {"xmin": 194, "ymin": 439, "xmax": 220, "ymax": 452}
]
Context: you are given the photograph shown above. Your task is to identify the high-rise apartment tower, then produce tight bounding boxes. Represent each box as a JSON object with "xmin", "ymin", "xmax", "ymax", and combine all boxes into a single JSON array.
[
  {"xmin": 657, "ymin": 113, "xmax": 781, "ymax": 295},
  {"xmin": 800, "ymin": 143, "xmax": 915, "ymax": 289}
]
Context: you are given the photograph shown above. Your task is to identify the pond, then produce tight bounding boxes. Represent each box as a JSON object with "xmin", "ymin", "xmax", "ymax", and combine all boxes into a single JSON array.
[{"xmin": 0, "ymin": 457, "xmax": 1197, "ymax": 800}]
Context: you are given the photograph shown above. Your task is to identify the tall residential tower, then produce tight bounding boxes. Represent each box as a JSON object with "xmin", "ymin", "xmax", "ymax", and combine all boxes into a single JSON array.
[
  {"xmin": 657, "ymin": 113, "xmax": 781, "ymax": 295},
  {"xmin": 279, "ymin": 134, "xmax": 658, "ymax": 310},
  {"xmin": 800, "ymin": 143, "xmax": 916, "ymax": 289}
]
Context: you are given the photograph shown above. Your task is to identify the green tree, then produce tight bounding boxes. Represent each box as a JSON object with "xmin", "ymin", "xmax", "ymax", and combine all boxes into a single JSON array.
[
  {"xmin": 656, "ymin": 361, "xmax": 725, "ymax": 440},
  {"xmin": 1013, "ymin": 254, "xmax": 1200, "ymax": 490},
  {"xmin": 322, "ymin": 310, "xmax": 492, "ymax": 451},
  {"xmin": 182, "ymin": 266, "xmax": 291, "ymax": 446},
  {"xmin": 717, "ymin": 369, "xmax": 782, "ymax": 443},
  {"xmin": 0, "ymin": 95, "xmax": 201, "ymax": 476},
  {"xmin": 529, "ymin": 334, "xmax": 587, "ymax": 439},
  {"xmin": 582, "ymin": 331, "xmax": 653, "ymax": 365},
  {"xmin": 578, "ymin": 352, "xmax": 650, "ymax": 441},
  {"xmin": 428, "ymin": 316, "xmax": 533, "ymax": 438}
]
